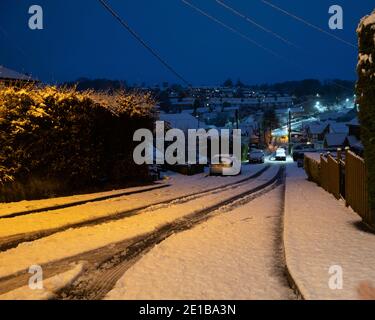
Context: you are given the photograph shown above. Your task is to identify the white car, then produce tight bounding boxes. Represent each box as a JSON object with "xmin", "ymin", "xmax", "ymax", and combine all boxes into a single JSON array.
[{"xmin": 275, "ymin": 148, "xmax": 287, "ymax": 161}]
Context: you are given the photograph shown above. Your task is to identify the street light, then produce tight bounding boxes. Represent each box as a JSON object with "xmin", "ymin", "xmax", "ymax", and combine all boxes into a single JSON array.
[{"xmin": 287, "ymin": 108, "xmax": 292, "ymax": 154}]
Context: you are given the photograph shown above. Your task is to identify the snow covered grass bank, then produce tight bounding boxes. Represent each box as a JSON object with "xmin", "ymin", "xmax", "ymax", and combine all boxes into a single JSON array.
[
  {"xmin": 0, "ymin": 165, "xmax": 277, "ymax": 280},
  {"xmin": 105, "ymin": 186, "xmax": 295, "ymax": 300},
  {"xmin": 284, "ymin": 163, "xmax": 375, "ymax": 300}
]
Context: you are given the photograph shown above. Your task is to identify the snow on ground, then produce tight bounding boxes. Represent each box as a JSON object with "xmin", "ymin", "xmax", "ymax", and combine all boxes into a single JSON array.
[
  {"xmin": 0, "ymin": 164, "xmax": 262, "ymax": 218},
  {"xmin": 0, "ymin": 262, "xmax": 84, "ymax": 300},
  {"xmin": 0, "ymin": 165, "xmax": 265, "ymax": 239},
  {"xmin": 0, "ymin": 165, "xmax": 279, "ymax": 280},
  {"xmin": 284, "ymin": 163, "xmax": 375, "ymax": 300},
  {"xmin": 0, "ymin": 184, "xmax": 167, "ymax": 218},
  {"xmin": 105, "ymin": 186, "xmax": 295, "ymax": 300}
]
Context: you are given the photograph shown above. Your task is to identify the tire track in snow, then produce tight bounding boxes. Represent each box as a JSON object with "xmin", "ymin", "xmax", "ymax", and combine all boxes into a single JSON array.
[
  {"xmin": 0, "ymin": 166, "xmax": 271, "ymax": 252},
  {"xmin": 55, "ymin": 165, "xmax": 285, "ymax": 300}
]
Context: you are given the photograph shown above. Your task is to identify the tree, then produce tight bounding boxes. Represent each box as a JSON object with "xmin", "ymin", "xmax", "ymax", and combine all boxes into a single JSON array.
[
  {"xmin": 356, "ymin": 11, "xmax": 375, "ymax": 225},
  {"xmin": 262, "ymin": 109, "xmax": 279, "ymax": 131},
  {"xmin": 222, "ymin": 101, "xmax": 231, "ymax": 112},
  {"xmin": 193, "ymin": 98, "xmax": 201, "ymax": 116},
  {"xmin": 223, "ymin": 78, "xmax": 233, "ymax": 88},
  {"xmin": 236, "ymin": 79, "xmax": 245, "ymax": 88},
  {"xmin": 157, "ymin": 90, "xmax": 172, "ymax": 113}
]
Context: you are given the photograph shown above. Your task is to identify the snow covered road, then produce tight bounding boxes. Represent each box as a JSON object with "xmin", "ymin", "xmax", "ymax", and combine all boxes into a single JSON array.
[
  {"xmin": 0, "ymin": 164, "xmax": 282, "ymax": 298},
  {"xmin": 105, "ymin": 185, "xmax": 295, "ymax": 300}
]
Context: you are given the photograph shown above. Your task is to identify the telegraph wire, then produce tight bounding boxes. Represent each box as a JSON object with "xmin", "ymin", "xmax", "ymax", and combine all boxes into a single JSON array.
[
  {"xmin": 260, "ymin": 0, "xmax": 357, "ymax": 48},
  {"xmin": 98, "ymin": 0, "xmax": 190, "ymax": 86},
  {"xmin": 216, "ymin": 0, "xmax": 299, "ymax": 48}
]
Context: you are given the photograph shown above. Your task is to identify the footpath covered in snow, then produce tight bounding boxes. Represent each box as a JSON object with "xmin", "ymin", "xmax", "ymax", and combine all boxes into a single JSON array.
[{"xmin": 284, "ymin": 164, "xmax": 375, "ymax": 300}]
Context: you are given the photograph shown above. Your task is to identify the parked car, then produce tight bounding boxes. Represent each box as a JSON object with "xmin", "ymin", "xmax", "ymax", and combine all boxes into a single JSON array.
[
  {"xmin": 209, "ymin": 154, "xmax": 241, "ymax": 176},
  {"xmin": 148, "ymin": 164, "xmax": 161, "ymax": 181},
  {"xmin": 292, "ymin": 143, "xmax": 315, "ymax": 161},
  {"xmin": 248, "ymin": 149, "xmax": 265, "ymax": 164},
  {"xmin": 275, "ymin": 148, "xmax": 287, "ymax": 161}
]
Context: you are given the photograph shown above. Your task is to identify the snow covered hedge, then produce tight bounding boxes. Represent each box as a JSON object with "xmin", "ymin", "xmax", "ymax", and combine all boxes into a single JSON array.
[
  {"xmin": 0, "ymin": 85, "xmax": 156, "ymax": 201},
  {"xmin": 356, "ymin": 10, "xmax": 375, "ymax": 222}
]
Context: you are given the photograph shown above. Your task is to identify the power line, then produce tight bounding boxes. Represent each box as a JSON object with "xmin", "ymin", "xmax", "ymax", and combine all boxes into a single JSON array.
[
  {"xmin": 181, "ymin": 0, "xmax": 286, "ymax": 61},
  {"xmin": 260, "ymin": 0, "xmax": 357, "ymax": 48},
  {"xmin": 97, "ymin": 0, "xmax": 190, "ymax": 86},
  {"xmin": 215, "ymin": 0, "xmax": 298, "ymax": 48},
  {"xmin": 182, "ymin": 1, "xmax": 353, "ymax": 93}
]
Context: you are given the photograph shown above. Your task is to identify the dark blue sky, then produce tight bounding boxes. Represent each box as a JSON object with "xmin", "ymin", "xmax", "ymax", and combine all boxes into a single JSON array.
[{"xmin": 0, "ymin": 0, "xmax": 374, "ymax": 85}]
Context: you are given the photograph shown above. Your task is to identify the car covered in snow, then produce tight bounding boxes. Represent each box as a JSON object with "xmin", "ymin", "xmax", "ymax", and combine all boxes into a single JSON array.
[{"xmin": 275, "ymin": 148, "xmax": 287, "ymax": 161}]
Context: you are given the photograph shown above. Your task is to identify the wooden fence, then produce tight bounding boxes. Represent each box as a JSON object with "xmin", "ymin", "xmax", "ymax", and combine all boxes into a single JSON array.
[
  {"xmin": 320, "ymin": 153, "xmax": 340, "ymax": 199},
  {"xmin": 304, "ymin": 149, "xmax": 372, "ymax": 227},
  {"xmin": 345, "ymin": 151, "xmax": 371, "ymax": 225}
]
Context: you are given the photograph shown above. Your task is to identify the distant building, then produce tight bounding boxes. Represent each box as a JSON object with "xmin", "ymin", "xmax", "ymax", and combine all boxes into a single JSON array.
[
  {"xmin": 0, "ymin": 66, "xmax": 36, "ymax": 85},
  {"xmin": 306, "ymin": 122, "xmax": 330, "ymax": 142},
  {"xmin": 329, "ymin": 122, "xmax": 349, "ymax": 134},
  {"xmin": 159, "ymin": 113, "xmax": 199, "ymax": 133},
  {"xmin": 169, "ymin": 97, "xmax": 195, "ymax": 110},
  {"xmin": 323, "ymin": 133, "xmax": 347, "ymax": 148}
]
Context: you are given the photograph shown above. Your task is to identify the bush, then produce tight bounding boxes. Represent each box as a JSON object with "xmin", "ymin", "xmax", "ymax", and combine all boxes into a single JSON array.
[
  {"xmin": 0, "ymin": 84, "xmax": 156, "ymax": 201},
  {"xmin": 356, "ymin": 11, "xmax": 375, "ymax": 224}
]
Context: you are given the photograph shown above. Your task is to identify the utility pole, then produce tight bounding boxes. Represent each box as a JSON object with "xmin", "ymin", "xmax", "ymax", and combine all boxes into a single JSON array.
[
  {"xmin": 288, "ymin": 109, "xmax": 292, "ymax": 154},
  {"xmin": 235, "ymin": 109, "xmax": 239, "ymax": 130}
]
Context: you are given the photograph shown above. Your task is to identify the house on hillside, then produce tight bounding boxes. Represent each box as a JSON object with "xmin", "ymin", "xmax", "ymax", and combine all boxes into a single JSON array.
[
  {"xmin": 347, "ymin": 117, "xmax": 361, "ymax": 139},
  {"xmin": 323, "ymin": 133, "xmax": 347, "ymax": 149},
  {"xmin": 345, "ymin": 118, "xmax": 363, "ymax": 155},
  {"xmin": 306, "ymin": 122, "xmax": 330, "ymax": 142},
  {"xmin": 159, "ymin": 113, "xmax": 199, "ymax": 133},
  {"xmin": 0, "ymin": 66, "xmax": 37, "ymax": 85},
  {"xmin": 329, "ymin": 122, "xmax": 349, "ymax": 134}
]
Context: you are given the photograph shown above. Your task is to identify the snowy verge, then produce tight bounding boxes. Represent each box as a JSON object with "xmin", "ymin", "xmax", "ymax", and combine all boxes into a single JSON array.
[
  {"xmin": 284, "ymin": 163, "xmax": 375, "ymax": 300},
  {"xmin": 0, "ymin": 263, "xmax": 84, "ymax": 300}
]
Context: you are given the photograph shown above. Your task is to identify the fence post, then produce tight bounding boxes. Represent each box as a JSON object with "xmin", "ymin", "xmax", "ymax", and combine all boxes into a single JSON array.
[
  {"xmin": 320, "ymin": 153, "xmax": 324, "ymax": 187},
  {"xmin": 345, "ymin": 147, "xmax": 350, "ymax": 207}
]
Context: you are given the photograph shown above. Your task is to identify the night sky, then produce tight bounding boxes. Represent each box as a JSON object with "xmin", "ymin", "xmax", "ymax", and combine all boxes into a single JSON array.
[{"xmin": 0, "ymin": 0, "xmax": 374, "ymax": 85}]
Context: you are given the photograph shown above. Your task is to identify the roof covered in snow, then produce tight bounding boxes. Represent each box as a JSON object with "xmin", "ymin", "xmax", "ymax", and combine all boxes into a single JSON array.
[
  {"xmin": 307, "ymin": 122, "xmax": 329, "ymax": 135},
  {"xmin": 0, "ymin": 66, "xmax": 34, "ymax": 81},
  {"xmin": 345, "ymin": 135, "xmax": 364, "ymax": 150},
  {"xmin": 347, "ymin": 117, "xmax": 360, "ymax": 126},
  {"xmin": 324, "ymin": 133, "xmax": 347, "ymax": 147},
  {"xmin": 159, "ymin": 113, "xmax": 198, "ymax": 131},
  {"xmin": 329, "ymin": 122, "xmax": 349, "ymax": 134}
]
